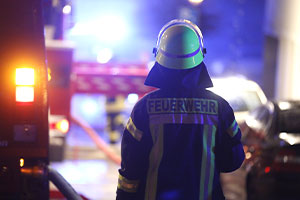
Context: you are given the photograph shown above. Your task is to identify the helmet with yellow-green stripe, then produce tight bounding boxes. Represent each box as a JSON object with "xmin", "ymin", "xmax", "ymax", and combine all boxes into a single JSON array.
[{"xmin": 153, "ymin": 19, "xmax": 206, "ymax": 70}]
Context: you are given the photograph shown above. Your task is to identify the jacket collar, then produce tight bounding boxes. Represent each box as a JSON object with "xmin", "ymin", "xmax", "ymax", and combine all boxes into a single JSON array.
[{"xmin": 144, "ymin": 62, "xmax": 213, "ymax": 90}]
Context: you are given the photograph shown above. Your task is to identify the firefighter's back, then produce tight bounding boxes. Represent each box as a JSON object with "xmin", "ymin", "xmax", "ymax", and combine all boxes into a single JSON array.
[{"xmin": 139, "ymin": 88, "xmax": 227, "ymax": 200}]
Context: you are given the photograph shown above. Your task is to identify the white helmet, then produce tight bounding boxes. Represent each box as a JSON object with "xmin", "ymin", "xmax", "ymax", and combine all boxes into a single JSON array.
[{"xmin": 153, "ymin": 19, "xmax": 206, "ymax": 69}]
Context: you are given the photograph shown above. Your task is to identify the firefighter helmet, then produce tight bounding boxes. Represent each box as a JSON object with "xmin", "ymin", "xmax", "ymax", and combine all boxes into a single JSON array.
[{"xmin": 153, "ymin": 19, "xmax": 206, "ymax": 69}]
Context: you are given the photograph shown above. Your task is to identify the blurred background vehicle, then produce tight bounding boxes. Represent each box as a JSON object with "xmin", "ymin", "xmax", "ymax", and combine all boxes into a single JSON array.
[
  {"xmin": 47, "ymin": 40, "xmax": 73, "ymax": 162},
  {"xmin": 209, "ymin": 77, "xmax": 267, "ymax": 124},
  {"xmin": 210, "ymin": 77, "xmax": 268, "ymax": 200},
  {"xmin": 241, "ymin": 100, "xmax": 300, "ymax": 200},
  {"xmin": 49, "ymin": 114, "xmax": 70, "ymax": 161}
]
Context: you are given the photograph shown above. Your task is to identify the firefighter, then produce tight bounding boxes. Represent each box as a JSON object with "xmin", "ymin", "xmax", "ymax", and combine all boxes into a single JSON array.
[
  {"xmin": 105, "ymin": 96, "xmax": 126, "ymax": 144},
  {"xmin": 116, "ymin": 19, "xmax": 245, "ymax": 200}
]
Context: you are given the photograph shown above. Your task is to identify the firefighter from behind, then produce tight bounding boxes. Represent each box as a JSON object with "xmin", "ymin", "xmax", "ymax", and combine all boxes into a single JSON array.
[{"xmin": 116, "ymin": 19, "xmax": 245, "ymax": 200}]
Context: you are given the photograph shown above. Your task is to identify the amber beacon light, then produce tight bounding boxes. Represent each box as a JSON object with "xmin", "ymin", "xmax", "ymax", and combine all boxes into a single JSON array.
[{"xmin": 15, "ymin": 67, "xmax": 35, "ymax": 102}]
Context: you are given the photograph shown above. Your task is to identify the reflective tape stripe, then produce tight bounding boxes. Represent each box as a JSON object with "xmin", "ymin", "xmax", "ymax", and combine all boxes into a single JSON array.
[
  {"xmin": 207, "ymin": 125, "xmax": 216, "ymax": 200},
  {"xmin": 227, "ymin": 120, "xmax": 239, "ymax": 137},
  {"xmin": 149, "ymin": 114, "xmax": 218, "ymax": 126},
  {"xmin": 159, "ymin": 47, "xmax": 201, "ymax": 58},
  {"xmin": 200, "ymin": 125, "xmax": 209, "ymax": 200},
  {"xmin": 145, "ymin": 124, "xmax": 164, "ymax": 200},
  {"xmin": 199, "ymin": 125, "xmax": 216, "ymax": 200},
  {"xmin": 117, "ymin": 174, "xmax": 139, "ymax": 193},
  {"xmin": 126, "ymin": 117, "xmax": 143, "ymax": 141}
]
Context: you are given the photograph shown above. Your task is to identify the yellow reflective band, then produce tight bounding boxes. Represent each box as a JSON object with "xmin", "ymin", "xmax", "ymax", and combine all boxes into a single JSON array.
[
  {"xmin": 227, "ymin": 120, "xmax": 239, "ymax": 137},
  {"xmin": 126, "ymin": 117, "xmax": 143, "ymax": 141},
  {"xmin": 145, "ymin": 124, "xmax": 164, "ymax": 200},
  {"xmin": 199, "ymin": 125, "xmax": 216, "ymax": 200},
  {"xmin": 147, "ymin": 98, "xmax": 218, "ymax": 115},
  {"xmin": 117, "ymin": 174, "xmax": 139, "ymax": 193}
]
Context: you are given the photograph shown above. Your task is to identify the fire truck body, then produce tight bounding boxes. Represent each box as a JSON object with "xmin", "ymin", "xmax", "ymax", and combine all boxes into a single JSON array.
[{"xmin": 0, "ymin": 0, "xmax": 49, "ymax": 198}]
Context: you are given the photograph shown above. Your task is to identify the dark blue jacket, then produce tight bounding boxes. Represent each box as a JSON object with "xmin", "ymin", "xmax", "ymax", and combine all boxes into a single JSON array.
[{"xmin": 116, "ymin": 62, "xmax": 245, "ymax": 200}]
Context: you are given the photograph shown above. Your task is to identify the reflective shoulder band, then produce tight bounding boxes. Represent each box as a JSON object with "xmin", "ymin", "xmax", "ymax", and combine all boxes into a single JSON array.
[
  {"xmin": 227, "ymin": 120, "xmax": 239, "ymax": 137},
  {"xmin": 118, "ymin": 174, "xmax": 139, "ymax": 193},
  {"xmin": 126, "ymin": 117, "xmax": 143, "ymax": 141}
]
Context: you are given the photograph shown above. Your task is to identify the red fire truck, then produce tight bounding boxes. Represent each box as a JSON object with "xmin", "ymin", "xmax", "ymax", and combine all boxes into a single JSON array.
[
  {"xmin": 0, "ymin": 1, "xmax": 85, "ymax": 199},
  {"xmin": 46, "ymin": 40, "xmax": 73, "ymax": 162},
  {"xmin": 0, "ymin": 0, "xmax": 49, "ymax": 198}
]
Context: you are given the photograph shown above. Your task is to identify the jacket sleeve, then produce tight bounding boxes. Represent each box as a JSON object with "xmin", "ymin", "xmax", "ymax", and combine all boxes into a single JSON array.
[
  {"xmin": 116, "ymin": 100, "xmax": 151, "ymax": 200},
  {"xmin": 218, "ymin": 100, "xmax": 245, "ymax": 173}
]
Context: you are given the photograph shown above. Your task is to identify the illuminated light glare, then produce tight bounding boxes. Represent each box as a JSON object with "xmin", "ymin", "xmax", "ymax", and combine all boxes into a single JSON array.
[
  {"xmin": 245, "ymin": 152, "xmax": 252, "ymax": 160},
  {"xmin": 289, "ymin": 139, "xmax": 296, "ymax": 145},
  {"xmin": 96, "ymin": 15, "xmax": 128, "ymax": 42},
  {"xmin": 81, "ymin": 98, "xmax": 99, "ymax": 116},
  {"xmin": 16, "ymin": 86, "xmax": 34, "ymax": 102},
  {"xmin": 21, "ymin": 168, "xmax": 32, "ymax": 174},
  {"xmin": 70, "ymin": 15, "xmax": 129, "ymax": 43},
  {"xmin": 283, "ymin": 156, "xmax": 288, "ymax": 163},
  {"xmin": 278, "ymin": 101, "xmax": 291, "ymax": 110},
  {"xmin": 56, "ymin": 119, "xmax": 69, "ymax": 134},
  {"xmin": 20, "ymin": 158, "xmax": 24, "ymax": 167},
  {"xmin": 211, "ymin": 77, "xmax": 260, "ymax": 94},
  {"xmin": 16, "ymin": 68, "xmax": 35, "ymax": 85},
  {"xmin": 209, "ymin": 78, "xmax": 250, "ymax": 100},
  {"xmin": 20, "ymin": 166, "xmax": 43, "ymax": 175},
  {"xmin": 279, "ymin": 132, "xmax": 300, "ymax": 145},
  {"xmin": 97, "ymin": 48, "xmax": 113, "ymax": 63},
  {"xmin": 243, "ymin": 145, "xmax": 248, "ymax": 152},
  {"xmin": 62, "ymin": 5, "xmax": 72, "ymax": 14},
  {"xmin": 279, "ymin": 132, "xmax": 288, "ymax": 140},
  {"xmin": 264, "ymin": 166, "xmax": 271, "ymax": 173},
  {"xmin": 189, "ymin": 0, "xmax": 204, "ymax": 4},
  {"xmin": 209, "ymin": 88, "xmax": 237, "ymax": 101},
  {"xmin": 127, "ymin": 93, "xmax": 139, "ymax": 104},
  {"xmin": 48, "ymin": 68, "xmax": 52, "ymax": 81},
  {"xmin": 245, "ymin": 115, "xmax": 261, "ymax": 129}
]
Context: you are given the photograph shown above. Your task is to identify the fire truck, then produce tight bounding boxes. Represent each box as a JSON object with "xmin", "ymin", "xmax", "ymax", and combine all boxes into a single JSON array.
[
  {"xmin": 72, "ymin": 61, "xmax": 154, "ymax": 144},
  {"xmin": 0, "ymin": 0, "xmax": 153, "ymax": 198},
  {"xmin": 0, "ymin": 0, "xmax": 49, "ymax": 198},
  {"xmin": 0, "ymin": 0, "xmax": 84, "ymax": 199}
]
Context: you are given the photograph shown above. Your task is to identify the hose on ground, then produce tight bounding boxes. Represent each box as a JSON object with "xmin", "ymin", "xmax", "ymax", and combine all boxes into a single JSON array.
[
  {"xmin": 48, "ymin": 166, "xmax": 83, "ymax": 200},
  {"xmin": 71, "ymin": 115, "xmax": 121, "ymax": 166}
]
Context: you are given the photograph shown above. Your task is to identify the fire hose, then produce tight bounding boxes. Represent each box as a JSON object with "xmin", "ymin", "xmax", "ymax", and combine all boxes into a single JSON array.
[
  {"xmin": 70, "ymin": 115, "xmax": 121, "ymax": 166},
  {"xmin": 49, "ymin": 166, "xmax": 83, "ymax": 200}
]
